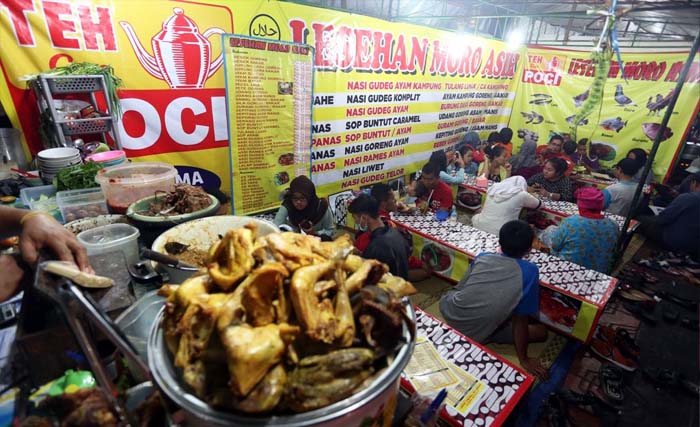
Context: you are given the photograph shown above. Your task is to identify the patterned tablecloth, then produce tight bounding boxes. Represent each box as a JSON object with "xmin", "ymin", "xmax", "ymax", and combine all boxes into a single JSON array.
[
  {"xmin": 459, "ymin": 176, "xmax": 631, "ymax": 230},
  {"xmin": 414, "ymin": 308, "xmax": 533, "ymax": 427},
  {"xmin": 391, "ymin": 212, "xmax": 617, "ymax": 305}
]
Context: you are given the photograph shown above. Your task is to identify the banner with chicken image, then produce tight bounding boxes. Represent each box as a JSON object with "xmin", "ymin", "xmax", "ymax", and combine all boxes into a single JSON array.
[{"xmin": 509, "ymin": 47, "xmax": 700, "ymax": 181}]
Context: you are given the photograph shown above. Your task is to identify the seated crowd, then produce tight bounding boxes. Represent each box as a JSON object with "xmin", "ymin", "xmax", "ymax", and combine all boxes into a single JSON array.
[{"xmin": 272, "ymin": 128, "xmax": 699, "ymax": 377}]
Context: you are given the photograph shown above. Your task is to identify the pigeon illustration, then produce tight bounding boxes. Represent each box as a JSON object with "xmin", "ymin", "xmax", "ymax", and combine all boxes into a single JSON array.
[
  {"xmin": 566, "ymin": 115, "xmax": 588, "ymax": 126},
  {"xmin": 614, "ymin": 84, "xmax": 636, "ymax": 106}
]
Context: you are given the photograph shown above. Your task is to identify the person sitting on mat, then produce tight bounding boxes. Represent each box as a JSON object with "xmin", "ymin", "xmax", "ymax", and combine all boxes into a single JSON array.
[
  {"xmin": 541, "ymin": 187, "xmax": 619, "ymax": 274},
  {"xmin": 638, "ymin": 174, "xmax": 700, "ymax": 259},
  {"xmin": 472, "ymin": 176, "xmax": 542, "ymax": 236},
  {"xmin": 418, "ymin": 162, "xmax": 454, "ymax": 211},
  {"xmin": 348, "ymin": 194, "xmax": 411, "ymax": 279},
  {"xmin": 527, "ymin": 157, "xmax": 574, "ymax": 202},
  {"xmin": 603, "ymin": 158, "xmax": 641, "ymax": 217},
  {"xmin": 274, "ymin": 175, "xmax": 334, "ymax": 241},
  {"xmin": 439, "ymin": 220, "xmax": 549, "ymax": 378}
]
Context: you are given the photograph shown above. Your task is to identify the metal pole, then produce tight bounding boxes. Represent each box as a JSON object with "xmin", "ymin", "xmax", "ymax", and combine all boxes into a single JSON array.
[{"xmin": 615, "ymin": 29, "xmax": 700, "ymax": 258}]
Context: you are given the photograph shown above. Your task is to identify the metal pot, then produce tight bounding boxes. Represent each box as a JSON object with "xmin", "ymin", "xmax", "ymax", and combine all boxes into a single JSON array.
[
  {"xmin": 150, "ymin": 216, "xmax": 279, "ymax": 283},
  {"xmin": 148, "ymin": 301, "xmax": 416, "ymax": 427}
]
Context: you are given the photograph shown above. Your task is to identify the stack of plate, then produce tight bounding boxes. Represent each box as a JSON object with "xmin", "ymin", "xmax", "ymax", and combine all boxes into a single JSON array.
[{"xmin": 37, "ymin": 147, "xmax": 82, "ymax": 183}]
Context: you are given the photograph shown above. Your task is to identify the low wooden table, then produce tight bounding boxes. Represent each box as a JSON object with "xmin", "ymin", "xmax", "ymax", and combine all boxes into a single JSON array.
[
  {"xmin": 391, "ymin": 211, "xmax": 618, "ymax": 343},
  {"xmin": 459, "ymin": 176, "xmax": 636, "ymax": 231},
  {"xmin": 404, "ymin": 307, "xmax": 534, "ymax": 427}
]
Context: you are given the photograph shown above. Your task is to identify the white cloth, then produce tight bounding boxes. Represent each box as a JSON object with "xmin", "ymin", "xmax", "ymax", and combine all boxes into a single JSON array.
[
  {"xmin": 486, "ymin": 175, "xmax": 528, "ymax": 201},
  {"xmin": 472, "ymin": 186, "xmax": 542, "ymax": 235}
]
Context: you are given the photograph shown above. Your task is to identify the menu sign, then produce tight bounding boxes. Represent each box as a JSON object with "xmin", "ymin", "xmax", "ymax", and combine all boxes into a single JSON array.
[{"xmin": 224, "ymin": 35, "xmax": 313, "ymax": 214}]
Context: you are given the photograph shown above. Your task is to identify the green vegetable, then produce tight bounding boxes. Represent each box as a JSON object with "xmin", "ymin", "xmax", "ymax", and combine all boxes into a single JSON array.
[
  {"xmin": 55, "ymin": 161, "xmax": 103, "ymax": 191},
  {"xmin": 22, "ymin": 62, "xmax": 123, "ymax": 119}
]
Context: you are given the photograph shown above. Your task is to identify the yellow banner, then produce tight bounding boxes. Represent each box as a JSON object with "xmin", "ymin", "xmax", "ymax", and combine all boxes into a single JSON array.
[
  {"xmin": 509, "ymin": 47, "xmax": 700, "ymax": 181},
  {"xmin": 223, "ymin": 35, "xmax": 313, "ymax": 214}
]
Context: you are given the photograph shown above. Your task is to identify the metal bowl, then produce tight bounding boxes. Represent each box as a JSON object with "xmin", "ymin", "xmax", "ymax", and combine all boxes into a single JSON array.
[{"xmin": 148, "ymin": 301, "xmax": 416, "ymax": 427}]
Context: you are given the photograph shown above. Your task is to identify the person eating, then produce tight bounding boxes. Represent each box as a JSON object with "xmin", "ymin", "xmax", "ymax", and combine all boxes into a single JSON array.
[
  {"xmin": 527, "ymin": 158, "xmax": 574, "ymax": 202},
  {"xmin": 274, "ymin": 175, "xmax": 334, "ymax": 241}
]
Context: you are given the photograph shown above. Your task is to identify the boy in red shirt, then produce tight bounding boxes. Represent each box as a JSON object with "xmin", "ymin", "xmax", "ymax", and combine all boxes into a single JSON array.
[{"xmin": 419, "ymin": 162, "xmax": 453, "ymax": 211}]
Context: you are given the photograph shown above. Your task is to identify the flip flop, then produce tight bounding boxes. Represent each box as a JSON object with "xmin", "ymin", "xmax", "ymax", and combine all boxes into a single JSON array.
[
  {"xmin": 599, "ymin": 364, "xmax": 624, "ymax": 402},
  {"xmin": 622, "ymin": 301, "xmax": 657, "ymax": 325},
  {"xmin": 618, "ymin": 289, "xmax": 654, "ymax": 303},
  {"xmin": 680, "ymin": 317, "xmax": 699, "ymax": 331}
]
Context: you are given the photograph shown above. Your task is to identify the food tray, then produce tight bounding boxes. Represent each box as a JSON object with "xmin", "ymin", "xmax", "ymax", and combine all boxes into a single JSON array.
[
  {"xmin": 59, "ymin": 115, "xmax": 112, "ymax": 135},
  {"xmin": 56, "ymin": 188, "xmax": 109, "ymax": 222},
  {"xmin": 46, "ymin": 76, "xmax": 104, "ymax": 93}
]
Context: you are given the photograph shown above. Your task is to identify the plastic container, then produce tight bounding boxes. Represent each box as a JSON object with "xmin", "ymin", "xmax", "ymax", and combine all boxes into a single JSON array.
[
  {"xmin": 115, "ymin": 290, "xmax": 165, "ymax": 361},
  {"xmin": 85, "ymin": 150, "xmax": 127, "ymax": 167},
  {"xmin": 20, "ymin": 185, "xmax": 56, "ymax": 209},
  {"xmin": 56, "ymin": 188, "xmax": 109, "ymax": 223},
  {"xmin": 95, "ymin": 162, "xmax": 177, "ymax": 214},
  {"xmin": 77, "ymin": 223, "xmax": 140, "ymax": 265}
]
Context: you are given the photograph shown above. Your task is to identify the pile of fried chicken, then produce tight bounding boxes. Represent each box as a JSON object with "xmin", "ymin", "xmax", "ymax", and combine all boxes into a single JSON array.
[{"xmin": 159, "ymin": 223, "xmax": 416, "ymax": 414}]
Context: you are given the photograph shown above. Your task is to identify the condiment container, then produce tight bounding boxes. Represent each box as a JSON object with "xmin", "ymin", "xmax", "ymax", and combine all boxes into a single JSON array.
[
  {"xmin": 56, "ymin": 188, "xmax": 109, "ymax": 222},
  {"xmin": 77, "ymin": 223, "xmax": 140, "ymax": 265},
  {"xmin": 95, "ymin": 162, "xmax": 177, "ymax": 214}
]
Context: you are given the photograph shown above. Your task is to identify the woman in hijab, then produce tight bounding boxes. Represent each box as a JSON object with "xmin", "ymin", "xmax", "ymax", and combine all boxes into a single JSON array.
[
  {"xmin": 471, "ymin": 176, "xmax": 542, "ymax": 235},
  {"xmin": 511, "ymin": 138, "xmax": 540, "ymax": 178},
  {"xmin": 541, "ymin": 187, "xmax": 619, "ymax": 273},
  {"xmin": 274, "ymin": 175, "xmax": 334, "ymax": 240}
]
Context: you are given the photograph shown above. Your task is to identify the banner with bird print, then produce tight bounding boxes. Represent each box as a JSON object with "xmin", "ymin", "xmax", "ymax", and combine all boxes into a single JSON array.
[{"xmin": 509, "ymin": 47, "xmax": 700, "ymax": 182}]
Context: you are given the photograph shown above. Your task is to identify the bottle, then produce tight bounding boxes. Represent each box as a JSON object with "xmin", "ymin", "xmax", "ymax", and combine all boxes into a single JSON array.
[{"xmin": 449, "ymin": 205, "xmax": 458, "ymax": 222}]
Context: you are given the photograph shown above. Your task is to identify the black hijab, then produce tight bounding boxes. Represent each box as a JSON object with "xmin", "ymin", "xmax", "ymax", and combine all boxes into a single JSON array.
[{"xmin": 282, "ymin": 175, "xmax": 329, "ymax": 227}]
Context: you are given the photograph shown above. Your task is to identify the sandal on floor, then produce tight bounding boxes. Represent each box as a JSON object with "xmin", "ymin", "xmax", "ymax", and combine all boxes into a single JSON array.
[
  {"xmin": 622, "ymin": 301, "xmax": 658, "ymax": 325},
  {"xmin": 618, "ymin": 289, "xmax": 654, "ymax": 303},
  {"xmin": 642, "ymin": 368, "xmax": 699, "ymax": 396},
  {"xmin": 599, "ymin": 364, "xmax": 625, "ymax": 402},
  {"xmin": 680, "ymin": 317, "xmax": 699, "ymax": 331},
  {"xmin": 591, "ymin": 338, "xmax": 638, "ymax": 372},
  {"xmin": 614, "ymin": 328, "xmax": 640, "ymax": 360},
  {"xmin": 662, "ymin": 308, "xmax": 679, "ymax": 323}
]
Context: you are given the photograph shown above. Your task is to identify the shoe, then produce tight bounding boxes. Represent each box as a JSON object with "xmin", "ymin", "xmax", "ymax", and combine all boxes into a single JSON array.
[
  {"xmin": 614, "ymin": 328, "xmax": 640, "ymax": 360},
  {"xmin": 622, "ymin": 301, "xmax": 658, "ymax": 325},
  {"xmin": 642, "ymin": 367, "xmax": 699, "ymax": 396},
  {"xmin": 599, "ymin": 364, "xmax": 624, "ymax": 402},
  {"xmin": 680, "ymin": 317, "xmax": 699, "ymax": 331},
  {"xmin": 590, "ymin": 338, "xmax": 638, "ymax": 372}
]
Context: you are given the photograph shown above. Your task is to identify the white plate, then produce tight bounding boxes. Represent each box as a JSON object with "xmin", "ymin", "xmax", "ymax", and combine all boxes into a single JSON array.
[{"xmin": 37, "ymin": 147, "xmax": 80, "ymax": 160}]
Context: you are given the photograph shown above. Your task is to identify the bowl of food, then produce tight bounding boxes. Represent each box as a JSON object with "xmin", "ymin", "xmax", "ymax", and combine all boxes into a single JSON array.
[
  {"xmin": 148, "ymin": 227, "xmax": 416, "ymax": 427},
  {"xmin": 151, "ymin": 216, "xmax": 279, "ymax": 283},
  {"xmin": 127, "ymin": 185, "xmax": 220, "ymax": 230}
]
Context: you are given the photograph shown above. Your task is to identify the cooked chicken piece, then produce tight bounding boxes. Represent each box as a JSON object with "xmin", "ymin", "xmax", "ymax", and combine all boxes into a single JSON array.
[
  {"xmin": 208, "ymin": 228, "xmax": 255, "ymax": 291},
  {"xmin": 333, "ymin": 267, "xmax": 355, "ymax": 347},
  {"xmin": 161, "ymin": 274, "xmax": 211, "ymax": 353},
  {"xmin": 231, "ymin": 364, "xmax": 287, "ymax": 413},
  {"xmin": 220, "ymin": 323, "xmax": 299, "ymax": 396},
  {"xmin": 290, "ymin": 261, "xmax": 338, "ymax": 343},
  {"xmin": 313, "ymin": 234, "xmax": 353, "ymax": 258},
  {"xmin": 343, "ymin": 254, "xmax": 365, "ymax": 273},
  {"xmin": 242, "ymin": 263, "xmax": 289, "ymax": 326},
  {"xmin": 174, "ymin": 293, "xmax": 228, "ymax": 396},
  {"xmin": 344, "ymin": 259, "xmax": 387, "ymax": 294},
  {"xmin": 283, "ymin": 348, "xmax": 374, "ymax": 412},
  {"xmin": 378, "ymin": 273, "xmax": 417, "ymax": 298},
  {"xmin": 261, "ymin": 232, "xmax": 325, "ymax": 270},
  {"xmin": 217, "ymin": 262, "xmax": 288, "ymax": 331}
]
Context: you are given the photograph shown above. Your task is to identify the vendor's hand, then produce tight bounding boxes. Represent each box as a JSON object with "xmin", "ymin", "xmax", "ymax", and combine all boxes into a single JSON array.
[
  {"xmin": 20, "ymin": 213, "xmax": 92, "ymax": 273},
  {"xmin": 520, "ymin": 357, "xmax": 549, "ymax": 380},
  {"xmin": 0, "ymin": 255, "xmax": 23, "ymax": 302},
  {"xmin": 504, "ymin": 162, "xmax": 512, "ymax": 173}
]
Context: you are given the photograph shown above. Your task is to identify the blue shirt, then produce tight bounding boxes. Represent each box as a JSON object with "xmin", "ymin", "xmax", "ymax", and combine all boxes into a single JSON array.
[{"xmin": 544, "ymin": 215, "xmax": 620, "ymax": 274}]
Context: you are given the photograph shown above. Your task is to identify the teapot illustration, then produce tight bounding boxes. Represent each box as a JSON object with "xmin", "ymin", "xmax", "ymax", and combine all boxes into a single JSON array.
[{"xmin": 120, "ymin": 8, "xmax": 225, "ymax": 89}]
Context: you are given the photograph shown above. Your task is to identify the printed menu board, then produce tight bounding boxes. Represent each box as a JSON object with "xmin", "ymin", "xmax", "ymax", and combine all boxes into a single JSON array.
[{"xmin": 224, "ymin": 35, "xmax": 313, "ymax": 214}]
